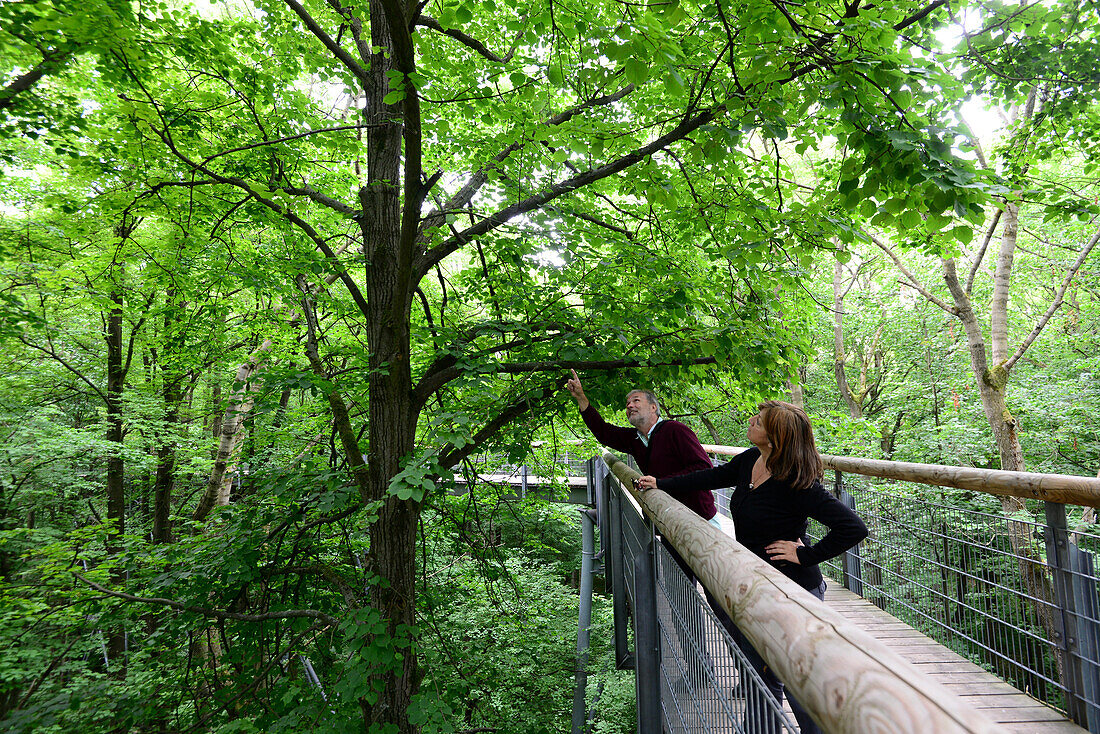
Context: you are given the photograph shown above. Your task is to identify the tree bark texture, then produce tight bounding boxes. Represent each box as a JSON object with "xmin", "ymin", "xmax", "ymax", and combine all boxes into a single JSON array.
[
  {"xmin": 359, "ymin": 0, "xmax": 421, "ymax": 728},
  {"xmin": 106, "ymin": 272, "xmax": 125, "ymax": 551},
  {"xmin": 105, "ymin": 216, "xmax": 139, "ymax": 669},
  {"xmin": 153, "ymin": 288, "xmax": 184, "ymax": 543}
]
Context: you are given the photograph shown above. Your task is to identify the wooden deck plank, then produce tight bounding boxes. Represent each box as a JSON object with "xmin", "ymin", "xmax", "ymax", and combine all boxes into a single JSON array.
[{"xmin": 823, "ymin": 579, "xmax": 1087, "ymax": 733}]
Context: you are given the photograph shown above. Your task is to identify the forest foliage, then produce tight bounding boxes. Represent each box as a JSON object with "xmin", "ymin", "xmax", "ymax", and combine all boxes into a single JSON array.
[{"xmin": 1, "ymin": 0, "xmax": 1099, "ymax": 730}]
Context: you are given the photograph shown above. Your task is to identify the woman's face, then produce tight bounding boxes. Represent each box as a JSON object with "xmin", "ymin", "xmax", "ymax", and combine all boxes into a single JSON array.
[{"xmin": 747, "ymin": 411, "xmax": 769, "ymax": 447}]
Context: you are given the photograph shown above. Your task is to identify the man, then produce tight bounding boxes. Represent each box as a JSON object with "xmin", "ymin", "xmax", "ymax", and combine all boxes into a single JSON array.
[
  {"xmin": 564, "ymin": 369, "xmax": 724, "ymax": 692},
  {"xmin": 564, "ymin": 369, "xmax": 716, "ymax": 520}
]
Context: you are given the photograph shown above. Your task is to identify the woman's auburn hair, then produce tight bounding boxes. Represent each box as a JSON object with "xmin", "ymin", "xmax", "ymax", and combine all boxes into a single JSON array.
[{"xmin": 759, "ymin": 400, "xmax": 823, "ymax": 491}]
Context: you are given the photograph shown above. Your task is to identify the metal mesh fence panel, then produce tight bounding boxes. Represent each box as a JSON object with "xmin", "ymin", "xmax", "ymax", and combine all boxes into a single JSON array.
[{"xmin": 609, "ymin": 471, "xmax": 797, "ymax": 733}]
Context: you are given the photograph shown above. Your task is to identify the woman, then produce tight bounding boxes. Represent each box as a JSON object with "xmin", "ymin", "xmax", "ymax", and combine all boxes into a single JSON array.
[{"xmin": 638, "ymin": 400, "xmax": 867, "ymax": 734}]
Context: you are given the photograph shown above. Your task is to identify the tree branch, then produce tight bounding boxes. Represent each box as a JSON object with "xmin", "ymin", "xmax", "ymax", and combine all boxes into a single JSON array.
[
  {"xmin": 438, "ymin": 379, "xmax": 561, "ymax": 469},
  {"xmin": 119, "ymin": 82, "xmax": 372, "ymax": 322},
  {"xmin": 1006, "ymin": 219, "xmax": 1100, "ymax": 370},
  {"xmin": 868, "ymin": 233, "xmax": 958, "ymax": 314},
  {"xmin": 417, "ymin": 104, "xmax": 717, "ymax": 277},
  {"xmin": 893, "ymin": 0, "xmax": 950, "ymax": 31},
  {"xmin": 493, "ymin": 356, "xmax": 718, "ymax": 374},
  {"xmin": 414, "ymin": 14, "xmax": 510, "ymax": 63},
  {"xmin": 414, "ymin": 354, "xmax": 719, "ymax": 411},
  {"xmin": 16, "ymin": 335, "xmax": 109, "ymax": 403},
  {"xmin": 0, "ymin": 45, "xmax": 76, "ymax": 112},
  {"xmin": 203, "ymin": 124, "xmax": 372, "ymax": 164},
  {"xmin": 279, "ymin": 183, "xmax": 360, "ymax": 216},
  {"xmin": 282, "ymin": 0, "xmax": 369, "ymax": 86},
  {"xmin": 965, "ymin": 207, "xmax": 1002, "ymax": 295},
  {"xmin": 72, "ymin": 573, "xmax": 338, "ymax": 626},
  {"xmin": 417, "ymin": 84, "xmax": 636, "ymax": 240}
]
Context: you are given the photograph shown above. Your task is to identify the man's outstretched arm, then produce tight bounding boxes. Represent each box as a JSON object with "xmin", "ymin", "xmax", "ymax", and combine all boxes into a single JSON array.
[
  {"xmin": 564, "ymin": 369, "xmax": 635, "ymax": 453},
  {"xmin": 564, "ymin": 368, "xmax": 589, "ymax": 411}
]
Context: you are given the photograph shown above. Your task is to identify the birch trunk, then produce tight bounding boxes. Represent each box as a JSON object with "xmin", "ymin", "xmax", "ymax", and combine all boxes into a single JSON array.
[
  {"xmin": 191, "ymin": 339, "xmax": 272, "ymax": 522},
  {"xmin": 787, "ymin": 377, "xmax": 805, "ymax": 409}
]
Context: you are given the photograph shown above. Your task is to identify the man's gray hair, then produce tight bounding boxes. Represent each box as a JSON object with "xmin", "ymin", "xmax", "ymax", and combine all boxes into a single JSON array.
[{"xmin": 627, "ymin": 389, "xmax": 661, "ymax": 418}]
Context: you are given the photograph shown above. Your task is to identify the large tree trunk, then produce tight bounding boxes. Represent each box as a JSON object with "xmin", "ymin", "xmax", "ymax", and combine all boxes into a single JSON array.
[
  {"xmin": 153, "ymin": 288, "xmax": 184, "ymax": 543},
  {"xmin": 356, "ymin": 0, "xmax": 422, "ymax": 728},
  {"xmin": 152, "ymin": 382, "xmax": 180, "ymax": 543},
  {"xmin": 105, "ymin": 216, "xmax": 140, "ymax": 669}
]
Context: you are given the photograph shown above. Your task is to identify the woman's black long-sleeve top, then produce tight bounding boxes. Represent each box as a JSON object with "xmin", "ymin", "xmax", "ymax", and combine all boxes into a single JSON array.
[{"xmin": 657, "ymin": 446, "xmax": 868, "ymax": 591}]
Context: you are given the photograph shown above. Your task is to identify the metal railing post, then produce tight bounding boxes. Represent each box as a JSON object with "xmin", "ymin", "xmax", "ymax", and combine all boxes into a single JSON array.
[
  {"xmin": 1045, "ymin": 501, "xmax": 1093, "ymax": 728},
  {"xmin": 606, "ymin": 468, "xmax": 632, "ymax": 669},
  {"xmin": 587, "ymin": 456, "xmax": 598, "ymax": 511},
  {"xmin": 1069, "ymin": 545, "xmax": 1100, "ymax": 732},
  {"xmin": 633, "ymin": 531, "xmax": 661, "ymax": 734},
  {"xmin": 834, "ymin": 470, "xmax": 864, "ymax": 596},
  {"xmin": 590, "ymin": 457, "xmax": 608, "ymax": 553}
]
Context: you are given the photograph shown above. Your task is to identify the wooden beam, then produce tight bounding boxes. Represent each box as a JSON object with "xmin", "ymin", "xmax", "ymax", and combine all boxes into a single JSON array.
[
  {"xmin": 603, "ymin": 451, "xmax": 1000, "ymax": 734},
  {"xmin": 703, "ymin": 445, "xmax": 1100, "ymax": 508}
]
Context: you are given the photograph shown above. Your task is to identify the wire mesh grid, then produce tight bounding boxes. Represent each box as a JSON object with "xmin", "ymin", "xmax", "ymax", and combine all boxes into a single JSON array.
[
  {"xmin": 612, "ymin": 475, "xmax": 796, "ymax": 733},
  {"xmin": 810, "ymin": 476, "xmax": 1100, "ymax": 722}
]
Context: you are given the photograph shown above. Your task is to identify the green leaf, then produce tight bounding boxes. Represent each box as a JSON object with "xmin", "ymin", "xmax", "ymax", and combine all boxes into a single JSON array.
[
  {"xmin": 952, "ymin": 225, "xmax": 974, "ymax": 244},
  {"xmin": 899, "ymin": 209, "xmax": 921, "ymax": 228},
  {"xmin": 625, "ymin": 57, "xmax": 649, "ymax": 85}
]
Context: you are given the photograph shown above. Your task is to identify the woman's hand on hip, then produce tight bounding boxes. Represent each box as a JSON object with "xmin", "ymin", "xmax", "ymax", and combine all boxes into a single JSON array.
[{"xmin": 766, "ymin": 539, "xmax": 804, "ymax": 564}]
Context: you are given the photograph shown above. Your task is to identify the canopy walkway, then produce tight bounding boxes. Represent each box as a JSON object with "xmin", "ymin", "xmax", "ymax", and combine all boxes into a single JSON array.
[{"xmin": 569, "ymin": 447, "xmax": 1100, "ymax": 734}]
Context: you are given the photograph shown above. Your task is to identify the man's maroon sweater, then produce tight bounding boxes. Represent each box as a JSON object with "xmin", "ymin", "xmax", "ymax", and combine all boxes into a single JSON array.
[{"xmin": 581, "ymin": 405, "xmax": 717, "ymax": 520}]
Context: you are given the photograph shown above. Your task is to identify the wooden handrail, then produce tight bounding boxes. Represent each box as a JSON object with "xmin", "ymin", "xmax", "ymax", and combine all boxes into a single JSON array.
[
  {"xmin": 603, "ymin": 451, "xmax": 1000, "ymax": 734},
  {"xmin": 703, "ymin": 445, "xmax": 1100, "ymax": 508}
]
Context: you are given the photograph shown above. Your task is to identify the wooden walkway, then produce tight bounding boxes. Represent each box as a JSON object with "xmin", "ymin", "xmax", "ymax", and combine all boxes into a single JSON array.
[{"xmin": 825, "ymin": 581, "xmax": 1086, "ymax": 733}]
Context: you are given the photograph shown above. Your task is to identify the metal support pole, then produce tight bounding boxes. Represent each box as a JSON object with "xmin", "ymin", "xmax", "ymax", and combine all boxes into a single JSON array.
[
  {"xmin": 634, "ymin": 533, "xmax": 661, "ymax": 734},
  {"xmin": 572, "ymin": 508, "xmax": 597, "ymax": 734},
  {"xmin": 1045, "ymin": 501, "xmax": 1091, "ymax": 728}
]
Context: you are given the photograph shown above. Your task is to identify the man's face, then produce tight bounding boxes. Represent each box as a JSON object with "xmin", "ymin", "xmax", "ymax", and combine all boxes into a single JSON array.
[{"xmin": 625, "ymin": 391, "xmax": 658, "ymax": 429}]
